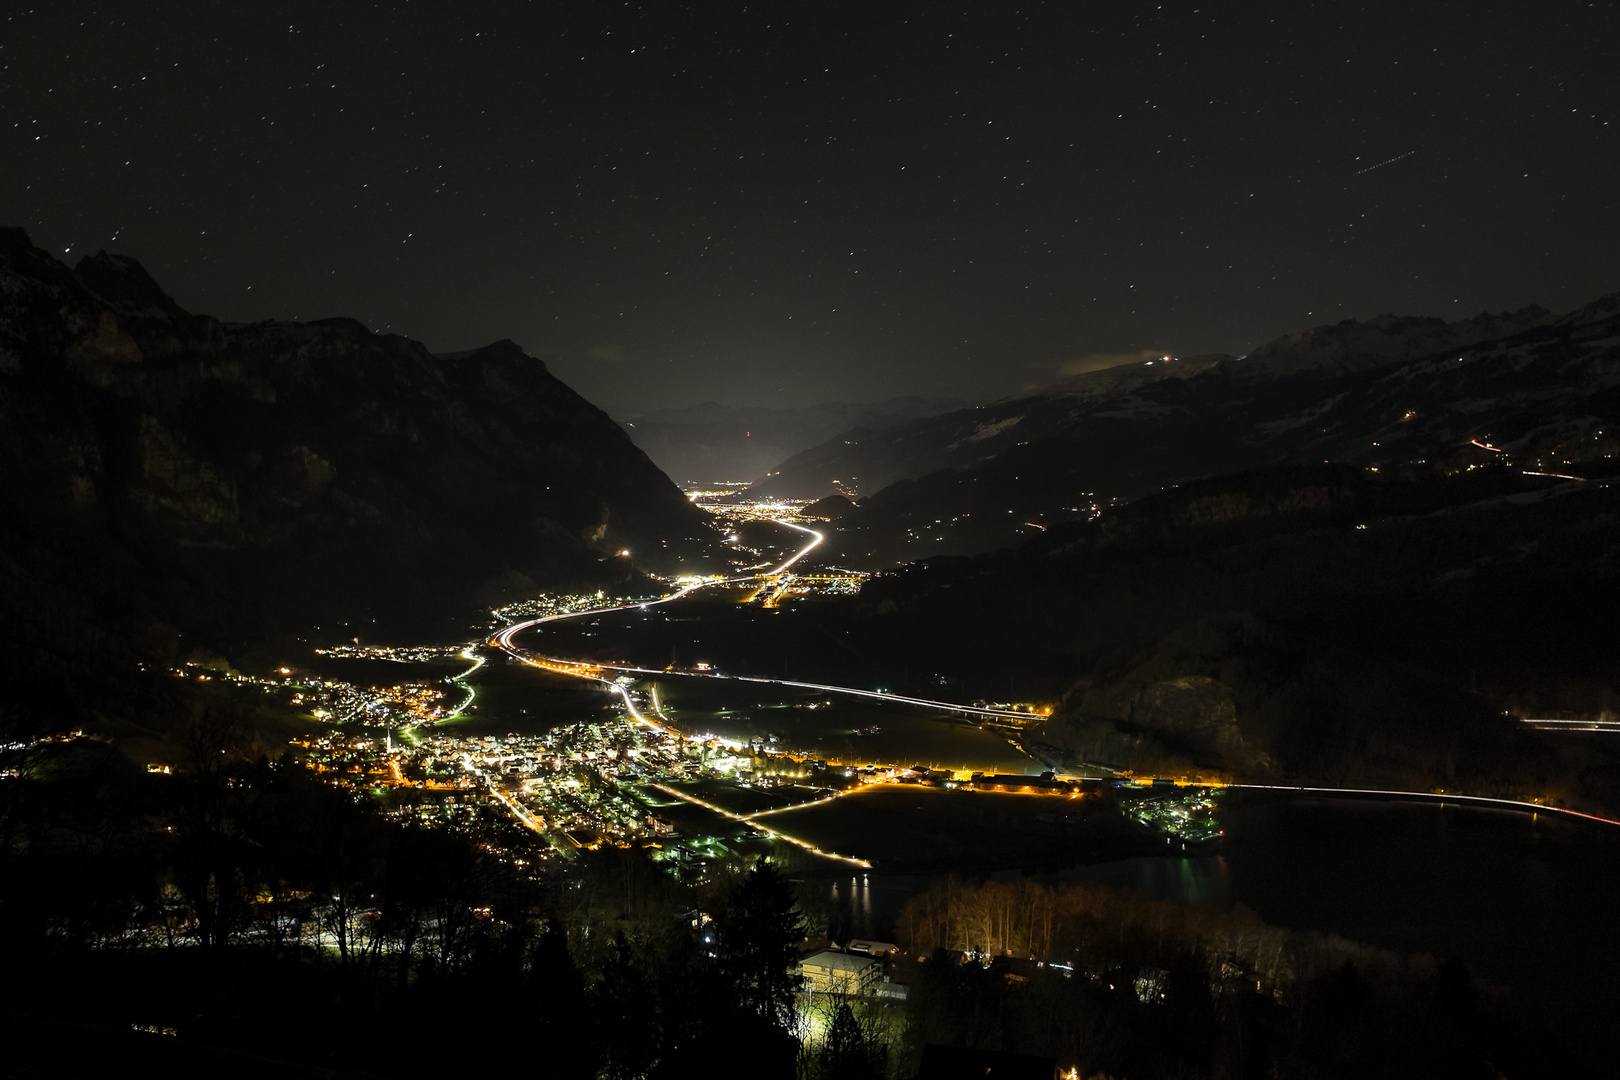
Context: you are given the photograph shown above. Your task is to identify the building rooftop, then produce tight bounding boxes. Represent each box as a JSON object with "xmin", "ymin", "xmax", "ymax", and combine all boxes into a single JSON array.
[{"xmin": 800, "ymin": 949, "xmax": 879, "ymax": 973}]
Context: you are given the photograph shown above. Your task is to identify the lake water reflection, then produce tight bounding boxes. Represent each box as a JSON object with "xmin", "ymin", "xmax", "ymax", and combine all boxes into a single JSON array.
[{"xmin": 814, "ymin": 790, "xmax": 1620, "ymax": 1058}]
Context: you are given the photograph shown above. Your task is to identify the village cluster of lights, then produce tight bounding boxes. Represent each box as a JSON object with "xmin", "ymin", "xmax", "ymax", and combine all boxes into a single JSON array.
[
  {"xmin": 314, "ymin": 643, "xmax": 466, "ymax": 663},
  {"xmin": 490, "ymin": 590, "xmax": 658, "ymax": 626},
  {"xmin": 686, "ymin": 492, "xmax": 871, "ymax": 597},
  {"xmin": 291, "ymin": 678, "xmax": 883, "ymax": 868},
  {"xmin": 1120, "ymin": 787, "xmax": 1225, "ymax": 846},
  {"xmin": 177, "ymin": 661, "xmax": 451, "ymax": 727},
  {"xmin": 167, "ymin": 507, "xmax": 1293, "ymax": 881},
  {"xmin": 225, "ymin": 506, "xmax": 1168, "ymax": 871},
  {"xmin": 0, "ymin": 731, "xmax": 88, "ymax": 778}
]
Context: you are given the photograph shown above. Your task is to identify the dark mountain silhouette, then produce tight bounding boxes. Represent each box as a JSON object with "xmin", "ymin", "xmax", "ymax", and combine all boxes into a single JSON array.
[
  {"xmin": 0, "ymin": 227, "xmax": 717, "ymax": 709},
  {"xmin": 802, "ymin": 494, "xmax": 857, "ymax": 520},
  {"xmin": 847, "ymin": 462, "xmax": 1620, "ymax": 805},
  {"xmin": 749, "ymin": 298, "xmax": 1620, "ymax": 564}
]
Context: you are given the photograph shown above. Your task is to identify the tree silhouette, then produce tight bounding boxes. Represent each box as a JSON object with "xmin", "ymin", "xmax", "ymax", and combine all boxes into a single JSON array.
[
  {"xmin": 596, "ymin": 932, "xmax": 659, "ymax": 1080},
  {"xmin": 716, "ymin": 856, "xmax": 805, "ymax": 1032},
  {"xmin": 818, "ymin": 1001, "xmax": 886, "ymax": 1080}
]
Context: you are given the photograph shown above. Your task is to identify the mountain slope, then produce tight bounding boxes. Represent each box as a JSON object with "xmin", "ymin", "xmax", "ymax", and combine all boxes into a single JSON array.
[
  {"xmin": 774, "ymin": 299, "xmax": 1620, "ymax": 564},
  {"xmin": 746, "ymin": 355, "xmax": 1230, "ymax": 500},
  {"xmin": 751, "ymin": 305, "xmax": 1562, "ymax": 506},
  {"xmin": 844, "ymin": 463, "xmax": 1620, "ymax": 804},
  {"xmin": 0, "ymin": 227, "xmax": 717, "ymax": 681}
]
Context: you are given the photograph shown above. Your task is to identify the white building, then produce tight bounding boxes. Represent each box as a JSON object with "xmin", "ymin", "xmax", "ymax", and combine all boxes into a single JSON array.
[{"xmin": 798, "ymin": 949, "xmax": 882, "ymax": 996}]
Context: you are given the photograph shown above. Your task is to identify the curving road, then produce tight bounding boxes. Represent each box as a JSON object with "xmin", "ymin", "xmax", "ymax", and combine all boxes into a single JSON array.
[
  {"xmin": 489, "ymin": 519, "xmax": 1041, "ymax": 721},
  {"xmin": 486, "ymin": 518, "xmax": 1620, "ymax": 831}
]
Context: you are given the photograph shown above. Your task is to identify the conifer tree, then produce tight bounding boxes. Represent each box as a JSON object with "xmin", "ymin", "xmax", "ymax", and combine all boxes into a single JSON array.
[{"xmin": 718, "ymin": 856, "xmax": 805, "ymax": 1030}]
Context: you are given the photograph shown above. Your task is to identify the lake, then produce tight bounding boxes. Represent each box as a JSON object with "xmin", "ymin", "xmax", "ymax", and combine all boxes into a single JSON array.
[{"xmin": 808, "ymin": 789, "xmax": 1620, "ymax": 1063}]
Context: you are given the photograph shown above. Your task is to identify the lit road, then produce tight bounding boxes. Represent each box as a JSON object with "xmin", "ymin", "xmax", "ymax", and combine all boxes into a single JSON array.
[
  {"xmin": 444, "ymin": 646, "xmax": 485, "ymax": 719},
  {"xmin": 485, "ymin": 521, "xmax": 1620, "ymax": 834},
  {"xmin": 609, "ymin": 680, "xmax": 672, "ymax": 737},
  {"xmin": 488, "ymin": 519, "xmax": 1044, "ymax": 722},
  {"xmin": 560, "ymin": 662, "xmax": 1044, "ymax": 722},
  {"xmin": 1520, "ymin": 717, "xmax": 1620, "ymax": 733},
  {"xmin": 473, "ymin": 518, "xmax": 877, "ymax": 863},
  {"xmin": 460, "ymin": 753, "xmax": 546, "ymax": 833},
  {"xmin": 649, "ymin": 783, "xmax": 871, "ymax": 867},
  {"xmin": 766, "ymin": 519, "xmax": 823, "ymax": 574},
  {"xmin": 488, "ymin": 518, "xmax": 822, "ymax": 650},
  {"xmin": 743, "ymin": 788, "xmax": 849, "ymax": 820},
  {"xmin": 1224, "ymin": 783, "xmax": 1620, "ymax": 828}
]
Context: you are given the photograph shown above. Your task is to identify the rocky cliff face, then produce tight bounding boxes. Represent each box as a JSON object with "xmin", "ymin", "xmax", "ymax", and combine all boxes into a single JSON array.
[{"xmin": 0, "ymin": 227, "xmax": 717, "ymax": 672}]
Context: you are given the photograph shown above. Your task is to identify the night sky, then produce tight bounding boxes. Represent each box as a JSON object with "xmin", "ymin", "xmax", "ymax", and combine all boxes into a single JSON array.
[{"xmin": 5, "ymin": 1, "xmax": 1616, "ymax": 412}]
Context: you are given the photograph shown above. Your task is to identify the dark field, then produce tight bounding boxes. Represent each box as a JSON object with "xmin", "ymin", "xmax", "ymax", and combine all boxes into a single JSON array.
[
  {"xmin": 513, "ymin": 587, "xmax": 1068, "ymax": 703},
  {"xmin": 659, "ymin": 776, "xmax": 832, "ymax": 817},
  {"xmin": 647, "ymin": 675, "xmax": 1039, "ymax": 772},
  {"xmin": 432, "ymin": 657, "xmax": 620, "ymax": 737},
  {"xmin": 764, "ymin": 785, "xmax": 1152, "ymax": 871}
]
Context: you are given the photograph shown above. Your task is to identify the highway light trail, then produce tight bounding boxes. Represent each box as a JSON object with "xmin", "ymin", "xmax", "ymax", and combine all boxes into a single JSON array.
[
  {"xmin": 1227, "ymin": 783, "xmax": 1620, "ymax": 827},
  {"xmin": 490, "ymin": 571, "xmax": 753, "ymax": 651},
  {"xmin": 766, "ymin": 520, "xmax": 823, "ymax": 574},
  {"xmin": 443, "ymin": 645, "xmax": 486, "ymax": 720},
  {"xmin": 487, "ymin": 525, "xmax": 1620, "ymax": 835},
  {"xmin": 610, "ymin": 681, "xmax": 671, "ymax": 736},
  {"xmin": 507, "ymin": 644, "xmax": 1045, "ymax": 721},
  {"xmin": 595, "ymin": 664, "xmax": 1044, "ymax": 721},
  {"xmin": 490, "ymin": 521, "xmax": 1051, "ymax": 722},
  {"xmin": 476, "ymin": 520, "xmax": 1049, "ymax": 849},
  {"xmin": 1521, "ymin": 717, "xmax": 1620, "ymax": 732},
  {"xmin": 647, "ymin": 684, "xmax": 673, "ymax": 726}
]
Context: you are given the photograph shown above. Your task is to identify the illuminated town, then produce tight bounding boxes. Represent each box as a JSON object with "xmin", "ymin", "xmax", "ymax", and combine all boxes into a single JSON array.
[{"xmin": 173, "ymin": 495, "xmax": 1227, "ymax": 891}]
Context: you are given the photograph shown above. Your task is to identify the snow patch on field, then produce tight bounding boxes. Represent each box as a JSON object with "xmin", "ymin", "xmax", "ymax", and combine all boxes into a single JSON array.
[{"xmin": 963, "ymin": 415, "xmax": 1023, "ymax": 443}]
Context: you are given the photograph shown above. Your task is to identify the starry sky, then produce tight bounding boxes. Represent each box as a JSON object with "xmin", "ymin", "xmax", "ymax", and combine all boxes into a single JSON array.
[{"xmin": 5, "ymin": 1, "xmax": 1616, "ymax": 412}]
